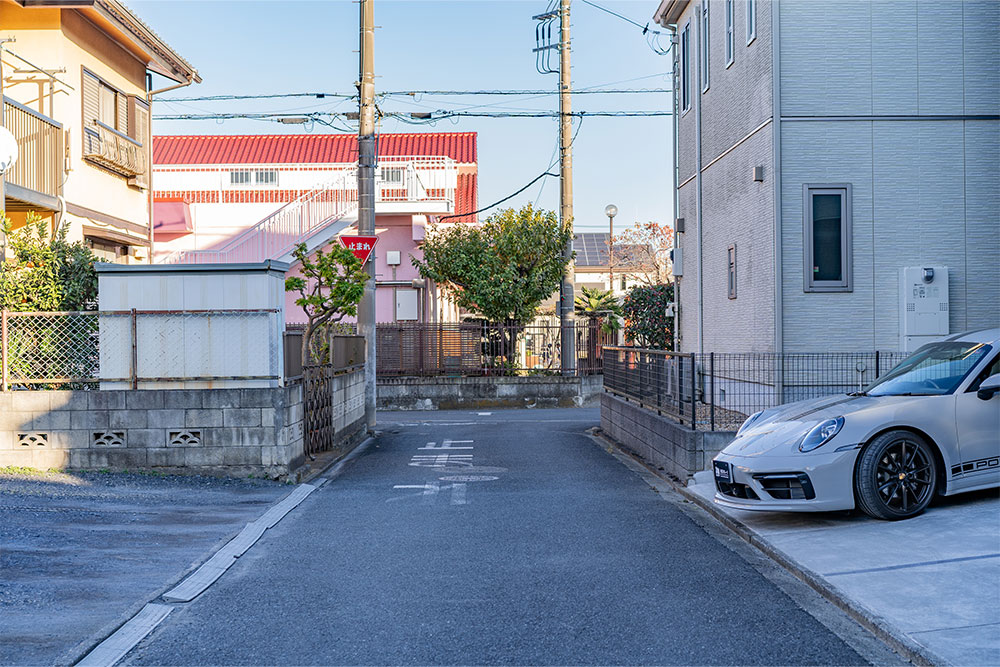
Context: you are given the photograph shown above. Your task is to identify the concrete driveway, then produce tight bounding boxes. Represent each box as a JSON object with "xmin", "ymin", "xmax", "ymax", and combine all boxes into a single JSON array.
[
  {"xmin": 0, "ymin": 470, "xmax": 288, "ymax": 666},
  {"xmin": 688, "ymin": 474, "xmax": 1000, "ymax": 666}
]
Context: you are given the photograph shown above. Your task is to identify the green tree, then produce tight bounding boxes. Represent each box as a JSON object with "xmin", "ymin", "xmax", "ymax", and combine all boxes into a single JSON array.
[
  {"xmin": 574, "ymin": 285, "xmax": 621, "ymax": 334},
  {"xmin": 622, "ymin": 283, "xmax": 674, "ymax": 349},
  {"xmin": 413, "ymin": 204, "xmax": 573, "ymax": 372},
  {"xmin": 285, "ymin": 242, "xmax": 369, "ymax": 366},
  {"xmin": 0, "ymin": 212, "xmax": 98, "ymax": 311}
]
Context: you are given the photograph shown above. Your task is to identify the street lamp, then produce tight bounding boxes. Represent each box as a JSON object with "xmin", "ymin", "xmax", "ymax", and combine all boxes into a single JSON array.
[{"xmin": 604, "ymin": 203, "xmax": 618, "ymax": 291}]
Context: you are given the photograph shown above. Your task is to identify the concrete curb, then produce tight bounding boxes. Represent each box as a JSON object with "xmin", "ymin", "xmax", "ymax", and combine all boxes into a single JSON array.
[{"xmin": 591, "ymin": 427, "xmax": 948, "ymax": 667}]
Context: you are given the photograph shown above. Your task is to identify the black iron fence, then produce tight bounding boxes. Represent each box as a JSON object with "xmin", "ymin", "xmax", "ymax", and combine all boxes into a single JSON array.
[
  {"xmin": 602, "ymin": 347, "xmax": 908, "ymax": 431},
  {"xmin": 374, "ymin": 322, "xmax": 615, "ymax": 377}
]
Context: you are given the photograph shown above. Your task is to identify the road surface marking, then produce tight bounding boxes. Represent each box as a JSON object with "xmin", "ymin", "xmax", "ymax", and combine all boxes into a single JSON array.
[
  {"xmin": 409, "ymin": 454, "xmax": 474, "ymax": 468},
  {"xmin": 390, "ymin": 483, "xmax": 468, "ymax": 505},
  {"xmin": 419, "ymin": 440, "xmax": 474, "ymax": 450},
  {"xmin": 439, "ymin": 475, "xmax": 499, "ymax": 482}
]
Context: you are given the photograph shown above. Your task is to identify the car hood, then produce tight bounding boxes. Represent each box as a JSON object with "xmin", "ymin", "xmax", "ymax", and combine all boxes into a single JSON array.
[{"xmin": 724, "ymin": 394, "xmax": 894, "ymax": 457}]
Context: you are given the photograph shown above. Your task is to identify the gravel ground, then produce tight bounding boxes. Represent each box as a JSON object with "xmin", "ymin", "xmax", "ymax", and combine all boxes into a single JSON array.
[{"xmin": 0, "ymin": 469, "xmax": 288, "ymax": 666}]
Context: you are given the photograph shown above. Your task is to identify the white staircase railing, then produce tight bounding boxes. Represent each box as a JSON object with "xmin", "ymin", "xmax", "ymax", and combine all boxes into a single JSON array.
[{"xmin": 161, "ymin": 169, "xmax": 359, "ymax": 264}]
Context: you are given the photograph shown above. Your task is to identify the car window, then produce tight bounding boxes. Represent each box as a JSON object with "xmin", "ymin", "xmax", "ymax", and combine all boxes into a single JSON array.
[
  {"xmin": 866, "ymin": 342, "xmax": 993, "ymax": 397},
  {"xmin": 966, "ymin": 352, "xmax": 1000, "ymax": 392}
]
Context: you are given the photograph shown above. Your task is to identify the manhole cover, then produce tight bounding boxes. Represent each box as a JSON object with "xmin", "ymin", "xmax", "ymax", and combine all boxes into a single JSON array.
[{"xmin": 438, "ymin": 475, "xmax": 499, "ymax": 482}]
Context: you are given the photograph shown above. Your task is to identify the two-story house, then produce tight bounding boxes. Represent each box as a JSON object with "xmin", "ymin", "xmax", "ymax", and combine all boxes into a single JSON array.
[
  {"xmin": 151, "ymin": 132, "xmax": 478, "ymax": 323},
  {"xmin": 653, "ymin": 0, "xmax": 999, "ymax": 354},
  {"xmin": 1, "ymin": 0, "xmax": 198, "ymax": 263}
]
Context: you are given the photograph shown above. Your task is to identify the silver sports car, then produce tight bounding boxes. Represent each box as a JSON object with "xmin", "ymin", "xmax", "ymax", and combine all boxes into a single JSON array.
[{"xmin": 712, "ymin": 328, "xmax": 1000, "ymax": 520}]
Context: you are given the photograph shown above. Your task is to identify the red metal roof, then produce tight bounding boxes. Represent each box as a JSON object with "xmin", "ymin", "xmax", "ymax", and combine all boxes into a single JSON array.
[{"xmin": 153, "ymin": 132, "xmax": 477, "ymax": 165}]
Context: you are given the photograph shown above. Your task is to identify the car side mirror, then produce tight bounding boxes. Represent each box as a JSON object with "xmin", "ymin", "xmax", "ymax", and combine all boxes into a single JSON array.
[{"xmin": 977, "ymin": 373, "xmax": 1000, "ymax": 401}]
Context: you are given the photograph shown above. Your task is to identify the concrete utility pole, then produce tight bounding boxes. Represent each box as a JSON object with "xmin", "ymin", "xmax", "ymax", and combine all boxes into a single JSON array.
[
  {"xmin": 358, "ymin": 0, "xmax": 377, "ymax": 429},
  {"xmin": 558, "ymin": 0, "xmax": 576, "ymax": 376}
]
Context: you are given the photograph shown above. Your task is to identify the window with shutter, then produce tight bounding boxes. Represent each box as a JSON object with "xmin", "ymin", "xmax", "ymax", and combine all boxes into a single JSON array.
[
  {"xmin": 82, "ymin": 69, "xmax": 100, "ymax": 127},
  {"xmin": 128, "ymin": 95, "xmax": 150, "ymax": 188}
]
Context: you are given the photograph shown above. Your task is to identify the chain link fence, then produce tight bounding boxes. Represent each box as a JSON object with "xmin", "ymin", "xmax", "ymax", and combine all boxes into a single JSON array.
[
  {"xmin": 1, "ymin": 309, "xmax": 281, "ymax": 390},
  {"xmin": 603, "ymin": 347, "xmax": 909, "ymax": 431}
]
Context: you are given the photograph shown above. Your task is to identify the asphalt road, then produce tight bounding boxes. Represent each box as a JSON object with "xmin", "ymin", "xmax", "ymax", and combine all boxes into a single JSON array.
[
  {"xmin": 0, "ymin": 471, "xmax": 287, "ymax": 666},
  {"xmin": 126, "ymin": 408, "xmax": 877, "ymax": 665}
]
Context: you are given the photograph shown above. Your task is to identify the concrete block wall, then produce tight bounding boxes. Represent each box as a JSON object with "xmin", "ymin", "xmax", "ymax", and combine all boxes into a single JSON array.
[
  {"xmin": 377, "ymin": 375, "xmax": 603, "ymax": 411},
  {"xmin": 600, "ymin": 392, "xmax": 734, "ymax": 480},
  {"xmin": 0, "ymin": 383, "xmax": 311, "ymax": 478}
]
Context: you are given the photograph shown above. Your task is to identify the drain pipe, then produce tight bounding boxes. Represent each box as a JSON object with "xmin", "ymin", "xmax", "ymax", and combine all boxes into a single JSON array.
[
  {"xmin": 669, "ymin": 25, "xmax": 681, "ymax": 352},
  {"xmin": 694, "ymin": 6, "xmax": 704, "ymax": 355}
]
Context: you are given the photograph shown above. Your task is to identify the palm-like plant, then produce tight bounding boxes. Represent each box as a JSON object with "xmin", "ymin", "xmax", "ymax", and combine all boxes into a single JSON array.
[{"xmin": 574, "ymin": 286, "xmax": 621, "ymax": 334}]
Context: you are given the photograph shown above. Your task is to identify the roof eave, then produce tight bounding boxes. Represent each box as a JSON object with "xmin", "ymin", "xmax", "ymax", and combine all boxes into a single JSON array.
[
  {"xmin": 652, "ymin": 0, "xmax": 690, "ymax": 27},
  {"xmin": 90, "ymin": 0, "xmax": 200, "ymax": 84}
]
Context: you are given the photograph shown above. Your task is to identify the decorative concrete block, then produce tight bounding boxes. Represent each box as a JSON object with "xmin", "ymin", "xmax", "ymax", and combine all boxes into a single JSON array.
[
  {"xmin": 109, "ymin": 410, "xmax": 148, "ymax": 429},
  {"xmin": 147, "ymin": 410, "xmax": 185, "ymax": 429},
  {"xmin": 88, "ymin": 392, "xmax": 126, "ymax": 411},
  {"xmin": 127, "ymin": 429, "xmax": 166, "ymax": 448},
  {"xmin": 11, "ymin": 392, "xmax": 51, "ymax": 412},
  {"xmin": 185, "ymin": 409, "xmax": 223, "ymax": 428},
  {"xmin": 168, "ymin": 430, "xmax": 202, "ymax": 447},
  {"xmin": 70, "ymin": 411, "xmax": 109, "ymax": 430},
  {"xmin": 126, "ymin": 391, "xmax": 164, "ymax": 410},
  {"xmin": 223, "ymin": 408, "xmax": 261, "ymax": 428},
  {"xmin": 162, "ymin": 390, "xmax": 206, "ymax": 410}
]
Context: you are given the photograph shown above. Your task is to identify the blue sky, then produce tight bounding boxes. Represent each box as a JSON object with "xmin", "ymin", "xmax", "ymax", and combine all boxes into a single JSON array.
[{"xmin": 134, "ymin": 0, "xmax": 675, "ymax": 231}]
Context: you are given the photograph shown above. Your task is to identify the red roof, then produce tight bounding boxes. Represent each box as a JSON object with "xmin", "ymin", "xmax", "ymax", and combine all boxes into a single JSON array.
[{"xmin": 153, "ymin": 132, "xmax": 477, "ymax": 165}]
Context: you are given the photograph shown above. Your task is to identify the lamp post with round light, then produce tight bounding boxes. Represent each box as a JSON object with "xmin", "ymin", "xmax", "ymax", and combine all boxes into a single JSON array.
[{"xmin": 604, "ymin": 203, "xmax": 618, "ymax": 292}]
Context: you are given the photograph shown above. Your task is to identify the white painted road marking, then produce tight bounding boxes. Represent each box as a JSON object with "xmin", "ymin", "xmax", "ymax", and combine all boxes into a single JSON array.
[
  {"xmin": 419, "ymin": 440, "xmax": 474, "ymax": 450},
  {"xmin": 439, "ymin": 475, "xmax": 499, "ymax": 482},
  {"xmin": 77, "ymin": 603, "xmax": 172, "ymax": 667},
  {"xmin": 409, "ymin": 454, "xmax": 474, "ymax": 468},
  {"xmin": 390, "ymin": 483, "xmax": 468, "ymax": 505}
]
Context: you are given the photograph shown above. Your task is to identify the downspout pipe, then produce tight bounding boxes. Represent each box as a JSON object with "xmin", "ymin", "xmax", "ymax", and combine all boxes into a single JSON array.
[
  {"xmin": 771, "ymin": 2, "xmax": 783, "ymax": 401},
  {"xmin": 146, "ymin": 72, "xmax": 199, "ymax": 263},
  {"xmin": 694, "ymin": 5, "xmax": 704, "ymax": 355},
  {"xmin": 669, "ymin": 25, "xmax": 681, "ymax": 352}
]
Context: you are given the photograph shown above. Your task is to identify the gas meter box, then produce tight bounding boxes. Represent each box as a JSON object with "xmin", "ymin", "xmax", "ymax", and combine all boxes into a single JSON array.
[{"xmin": 899, "ymin": 266, "xmax": 949, "ymax": 352}]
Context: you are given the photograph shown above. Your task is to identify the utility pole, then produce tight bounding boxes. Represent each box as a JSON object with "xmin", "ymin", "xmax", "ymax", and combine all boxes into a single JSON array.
[
  {"xmin": 558, "ymin": 0, "xmax": 576, "ymax": 376},
  {"xmin": 358, "ymin": 0, "xmax": 377, "ymax": 430}
]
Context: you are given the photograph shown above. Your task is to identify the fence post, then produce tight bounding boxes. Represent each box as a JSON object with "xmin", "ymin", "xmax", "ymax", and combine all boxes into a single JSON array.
[
  {"xmin": 710, "ymin": 352, "xmax": 715, "ymax": 431},
  {"xmin": 1, "ymin": 310, "xmax": 8, "ymax": 392},
  {"xmin": 130, "ymin": 308, "xmax": 138, "ymax": 390},
  {"xmin": 690, "ymin": 354, "xmax": 697, "ymax": 429},
  {"xmin": 874, "ymin": 350, "xmax": 881, "ymax": 379}
]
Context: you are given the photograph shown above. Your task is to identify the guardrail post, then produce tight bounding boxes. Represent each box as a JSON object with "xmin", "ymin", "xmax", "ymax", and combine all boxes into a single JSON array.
[
  {"xmin": 1, "ymin": 310, "xmax": 8, "ymax": 392},
  {"xmin": 130, "ymin": 308, "xmax": 138, "ymax": 390}
]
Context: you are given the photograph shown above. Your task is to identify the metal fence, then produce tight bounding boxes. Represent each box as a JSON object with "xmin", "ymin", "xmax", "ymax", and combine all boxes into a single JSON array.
[
  {"xmin": 603, "ymin": 347, "xmax": 909, "ymax": 431},
  {"xmin": 375, "ymin": 322, "xmax": 615, "ymax": 376},
  {"xmin": 1, "ymin": 309, "xmax": 281, "ymax": 390}
]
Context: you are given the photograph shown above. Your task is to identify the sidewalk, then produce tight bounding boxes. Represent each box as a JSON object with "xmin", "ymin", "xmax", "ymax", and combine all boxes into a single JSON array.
[
  {"xmin": 687, "ymin": 471, "xmax": 1000, "ymax": 666},
  {"xmin": 0, "ymin": 469, "xmax": 288, "ymax": 666}
]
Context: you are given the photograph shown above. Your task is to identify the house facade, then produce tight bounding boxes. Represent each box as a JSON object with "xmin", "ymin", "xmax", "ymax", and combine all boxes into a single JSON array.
[
  {"xmin": 0, "ymin": 0, "xmax": 198, "ymax": 263},
  {"xmin": 573, "ymin": 232, "xmax": 657, "ymax": 297},
  {"xmin": 151, "ymin": 132, "xmax": 478, "ymax": 324},
  {"xmin": 654, "ymin": 0, "xmax": 999, "ymax": 353}
]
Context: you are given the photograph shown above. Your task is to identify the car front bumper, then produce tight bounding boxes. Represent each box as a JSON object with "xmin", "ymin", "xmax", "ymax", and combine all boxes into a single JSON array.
[{"xmin": 712, "ymin": 448, "xmax": 861, "ymax": 512}]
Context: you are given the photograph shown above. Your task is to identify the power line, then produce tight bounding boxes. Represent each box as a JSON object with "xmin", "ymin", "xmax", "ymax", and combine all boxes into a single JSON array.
[
  {"xmin": 160, "ymin": 88, "xmax": 670, "ymax": 103},
  {"xmin": 153, "ymin": 110, "xmax": 673, "ymax": 122},
  {"xmin": 579, "ymin": 0, "xmax": 672, "ymax": 55},
  {"xmin": 437, "ymin": 171, "xmax": 558, "ymax": 222}
]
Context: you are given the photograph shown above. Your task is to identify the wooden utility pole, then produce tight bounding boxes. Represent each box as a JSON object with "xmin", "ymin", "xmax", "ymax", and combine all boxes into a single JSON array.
[
  {"xmin": 358, "ymin": 0, "xmax": 377, "ymax": 429},
  {"xmin": 558, "ymin": 0, "xmax": 576, "ymax": 375}
]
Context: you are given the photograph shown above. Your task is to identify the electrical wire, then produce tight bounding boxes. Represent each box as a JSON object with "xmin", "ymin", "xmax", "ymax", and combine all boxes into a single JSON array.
[
  {"xmin": 437, "ymin": 171, "xmax": 559, "ymax": 222},
  {"xmin": 578, "ymin": 0, "xmax": 672, "ymax": 55},
  {"xmin": 160, "ymin": 88, "xmax": 668, "ymax": 104},
  {"xmin": 152, "ymin": 110, "xmax": 672, "ymax": 122}
]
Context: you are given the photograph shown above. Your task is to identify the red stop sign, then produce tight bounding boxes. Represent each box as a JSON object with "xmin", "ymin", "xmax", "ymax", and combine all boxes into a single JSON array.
[{"xmin": 339, "ymin": 235, "xmax": 378, "ymax": 264}]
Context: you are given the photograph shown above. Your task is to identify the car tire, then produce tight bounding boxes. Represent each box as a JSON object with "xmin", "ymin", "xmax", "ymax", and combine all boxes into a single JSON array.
[{"xmin": 855, "ymin": 430, "xmax": 937, "ymax": 520}]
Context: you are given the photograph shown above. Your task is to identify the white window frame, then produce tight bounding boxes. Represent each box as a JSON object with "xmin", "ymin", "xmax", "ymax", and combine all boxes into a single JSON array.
[
  {"xmin": 803, "ymin": 184, "xmax": 853, "ymax": 292},
  {"xmin": 727, "ymin": 244, "xmax": 737, "ymax": 299},
  {"xmin": 725, "ymin": 0, "xmax": 735, "ymax": 68},
  {"xmin": 747, "ymin": 0, "xmax": 756, "ymax": 45},
  {"xmin": 680, "ymin": 22, "xmax": 691, "ymax": 113},
  {"xmin": 255, "ymin": 169, "xmax": 278, "ymax": 186},
  {"xmin": 700, "ymin": 3, "xmax": 710, "ymax": 93}
]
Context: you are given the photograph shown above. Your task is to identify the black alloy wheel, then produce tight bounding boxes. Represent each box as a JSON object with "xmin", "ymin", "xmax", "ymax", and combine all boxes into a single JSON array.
[{"xmin": 855, "ymin": 430, "xmax": 937, "ymax": 520}]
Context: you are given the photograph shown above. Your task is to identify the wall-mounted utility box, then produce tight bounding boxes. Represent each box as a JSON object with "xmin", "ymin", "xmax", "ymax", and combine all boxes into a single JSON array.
[
  {"xmin": 899, "ymin": 266, "xmax": 949, "ymax": 352},
  {"xmin": 670, "ymin": 247, "xmax": 683, "ymax": 277},
  {"xmin": 386, "ymin": 250, "xmax": 401, "ymax": 266}
]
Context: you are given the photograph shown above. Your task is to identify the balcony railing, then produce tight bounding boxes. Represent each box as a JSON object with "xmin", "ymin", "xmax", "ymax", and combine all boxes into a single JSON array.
[
  {"xmin": 83, "ymin": 120, "xmax": 146, "ymax": 178},
  {"xmin": 2, "ymin": 96, "xmax": 62, "ymax": 203}
]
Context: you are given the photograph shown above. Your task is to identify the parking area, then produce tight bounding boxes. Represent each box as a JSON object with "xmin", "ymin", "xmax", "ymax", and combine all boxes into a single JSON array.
[
  {"xmin": 0, "ymin": 470, "xmax": 288, "ymax": 666},
  {"xmin": 688, "ymin": 474, "xmax": 1000, "ymax": 666}
]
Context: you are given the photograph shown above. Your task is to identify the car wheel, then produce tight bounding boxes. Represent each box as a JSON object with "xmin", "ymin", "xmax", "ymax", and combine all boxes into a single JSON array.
[{"xmin": 855, "ymin": 430, "xmax": 937, "ymax": 520}]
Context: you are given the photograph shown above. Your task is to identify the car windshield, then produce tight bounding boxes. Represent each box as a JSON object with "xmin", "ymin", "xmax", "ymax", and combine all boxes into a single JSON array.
[{"xmin": 866, "ymin": 342, "xmax": 992, "ymax": 397}]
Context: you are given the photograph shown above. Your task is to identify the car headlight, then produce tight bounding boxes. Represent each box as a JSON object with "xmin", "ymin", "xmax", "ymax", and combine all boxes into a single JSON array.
[
  {"xmin": 797, "ymin": 416, "xmax": 845, "ymax": 452},
  {"xmin": 737, "ymin": 410, "xmax": 765, "ymax": 436}
]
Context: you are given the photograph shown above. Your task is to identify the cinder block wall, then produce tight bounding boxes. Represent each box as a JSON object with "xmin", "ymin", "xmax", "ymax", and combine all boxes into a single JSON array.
[
  {"xmin": 600, "ymin": 392, "xmax": 734, "ymax": 480},
  {"xmin": 377, "ymin": 375, "xmax": 603, "ymax": 411},
  {"xmin": 0, "ymin": 377, "xmax": 336, "ymax": 478}
]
